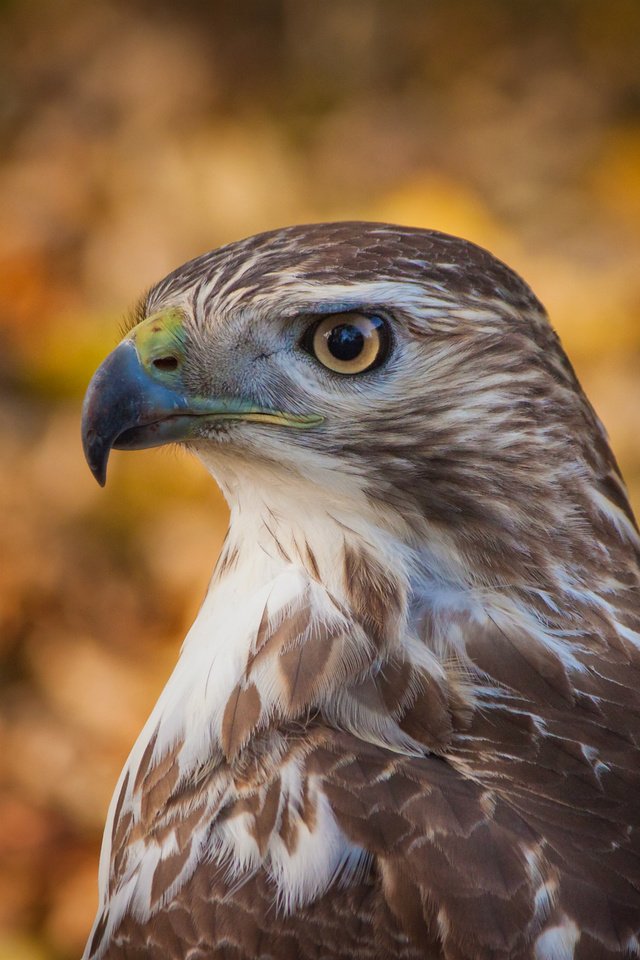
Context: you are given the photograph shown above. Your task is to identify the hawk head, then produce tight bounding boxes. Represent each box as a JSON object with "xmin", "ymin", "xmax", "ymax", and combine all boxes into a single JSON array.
[{"xmin": 82, "ymin": 221, "xmax": 635, "ymax": 593}]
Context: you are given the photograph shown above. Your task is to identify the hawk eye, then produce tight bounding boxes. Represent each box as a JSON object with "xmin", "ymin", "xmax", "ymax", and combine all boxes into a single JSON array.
[{"xmin": 305, "ymin": 313, "xmax": 389, "ymax": 375}]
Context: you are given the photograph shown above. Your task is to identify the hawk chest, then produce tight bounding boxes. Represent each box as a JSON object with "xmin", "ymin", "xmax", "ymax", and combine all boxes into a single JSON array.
[
  {"xmin": 97, "ymin": 731, "xmax": 435, "ymax": 960},
  {"xmin": 103, "ymin": 862, "xmax": 429, "ymax": 959}
]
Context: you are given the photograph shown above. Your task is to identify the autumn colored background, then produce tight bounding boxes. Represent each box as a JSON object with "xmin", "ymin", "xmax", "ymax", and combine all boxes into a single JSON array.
[{"xmin": 1, "ymin": 1, "xmax": 639, "ymax": 956}]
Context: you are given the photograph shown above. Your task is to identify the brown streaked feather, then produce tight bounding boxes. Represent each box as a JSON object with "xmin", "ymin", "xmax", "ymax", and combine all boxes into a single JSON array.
[
  {"xmin": 221, "ymin": 681, "xmax": 263, "ymax": 758},
  {"xmin": 343, "ymin": 542, "xmax": 404, "ymax": 652}
]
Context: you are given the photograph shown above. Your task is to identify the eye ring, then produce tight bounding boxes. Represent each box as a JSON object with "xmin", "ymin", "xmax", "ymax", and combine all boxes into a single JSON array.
[{"xmin": 302, "ymin": 312, "xmax": 390, "ymax": 375}]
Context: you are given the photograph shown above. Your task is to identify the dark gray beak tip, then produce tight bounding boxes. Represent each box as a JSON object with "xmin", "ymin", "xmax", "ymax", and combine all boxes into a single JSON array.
[
  {"xmin": 81, "ymin": 387, "xmax": 112, "ymax": 487},
  {"xmin": 83, "ymin": 429, "xmax": 108, "ymax": 486}
]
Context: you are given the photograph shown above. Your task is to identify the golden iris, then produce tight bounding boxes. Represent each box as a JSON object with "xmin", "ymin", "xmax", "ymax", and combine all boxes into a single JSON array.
[{"xmin": 309, "ymin": 313, "xmax": 389, "ymax": 374}]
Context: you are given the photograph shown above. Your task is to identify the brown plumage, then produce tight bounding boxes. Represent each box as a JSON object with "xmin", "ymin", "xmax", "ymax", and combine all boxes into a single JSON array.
[{"xmin": 81, "ymin": 223, "xmax": 640, "ymax": 960}]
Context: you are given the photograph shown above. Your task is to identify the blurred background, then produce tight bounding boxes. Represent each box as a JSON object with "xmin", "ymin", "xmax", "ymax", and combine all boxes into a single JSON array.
[{"xmin": 0, "ymin": 0, "xmax": 639, "ymax": 956}]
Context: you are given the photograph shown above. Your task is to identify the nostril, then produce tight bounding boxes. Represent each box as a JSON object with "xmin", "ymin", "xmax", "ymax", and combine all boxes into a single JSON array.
[{"xmin": 152, "ymin": 356, "xmax": 179, "ymax": 372}]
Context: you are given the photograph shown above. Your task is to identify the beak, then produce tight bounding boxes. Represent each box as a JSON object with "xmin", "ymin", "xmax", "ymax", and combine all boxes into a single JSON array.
[{"xmin": 81, "ymin": 310, "xmax": 322, "ymax": 486}]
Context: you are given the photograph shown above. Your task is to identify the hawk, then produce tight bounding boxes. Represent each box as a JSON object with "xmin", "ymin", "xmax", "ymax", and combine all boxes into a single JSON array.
[{"xmin": 80, "ymin": 222, "xmax": 640, "ymax": 960}]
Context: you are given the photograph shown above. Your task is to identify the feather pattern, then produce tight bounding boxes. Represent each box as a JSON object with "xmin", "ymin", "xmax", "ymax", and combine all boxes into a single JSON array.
[{"xmin": 83, "ymin": 223, "xmax": 640, "ymax": 959}]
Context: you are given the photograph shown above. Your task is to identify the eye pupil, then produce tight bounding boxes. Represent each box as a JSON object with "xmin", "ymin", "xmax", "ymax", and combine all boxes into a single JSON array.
[{"xmin": 326, "ymin": 324, "xmax": 365, "ymax": 361}]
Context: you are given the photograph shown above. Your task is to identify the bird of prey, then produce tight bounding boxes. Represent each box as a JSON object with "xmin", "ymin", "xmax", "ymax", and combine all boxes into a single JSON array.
[{"xmin": 80, "ymin": 222, "xmax": 640, "ymax": 960}]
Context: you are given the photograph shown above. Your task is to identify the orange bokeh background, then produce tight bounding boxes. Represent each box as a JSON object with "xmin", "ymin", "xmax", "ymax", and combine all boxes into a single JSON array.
[{"xmin": 0, "ymin": 2, "xmax": 639, "ymax": 957}]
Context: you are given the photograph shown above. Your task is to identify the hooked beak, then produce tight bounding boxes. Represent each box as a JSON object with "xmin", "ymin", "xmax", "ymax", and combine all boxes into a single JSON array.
[{"xmin": 81, "ymin": 310, "xmax": 322, "ymax": 486}]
